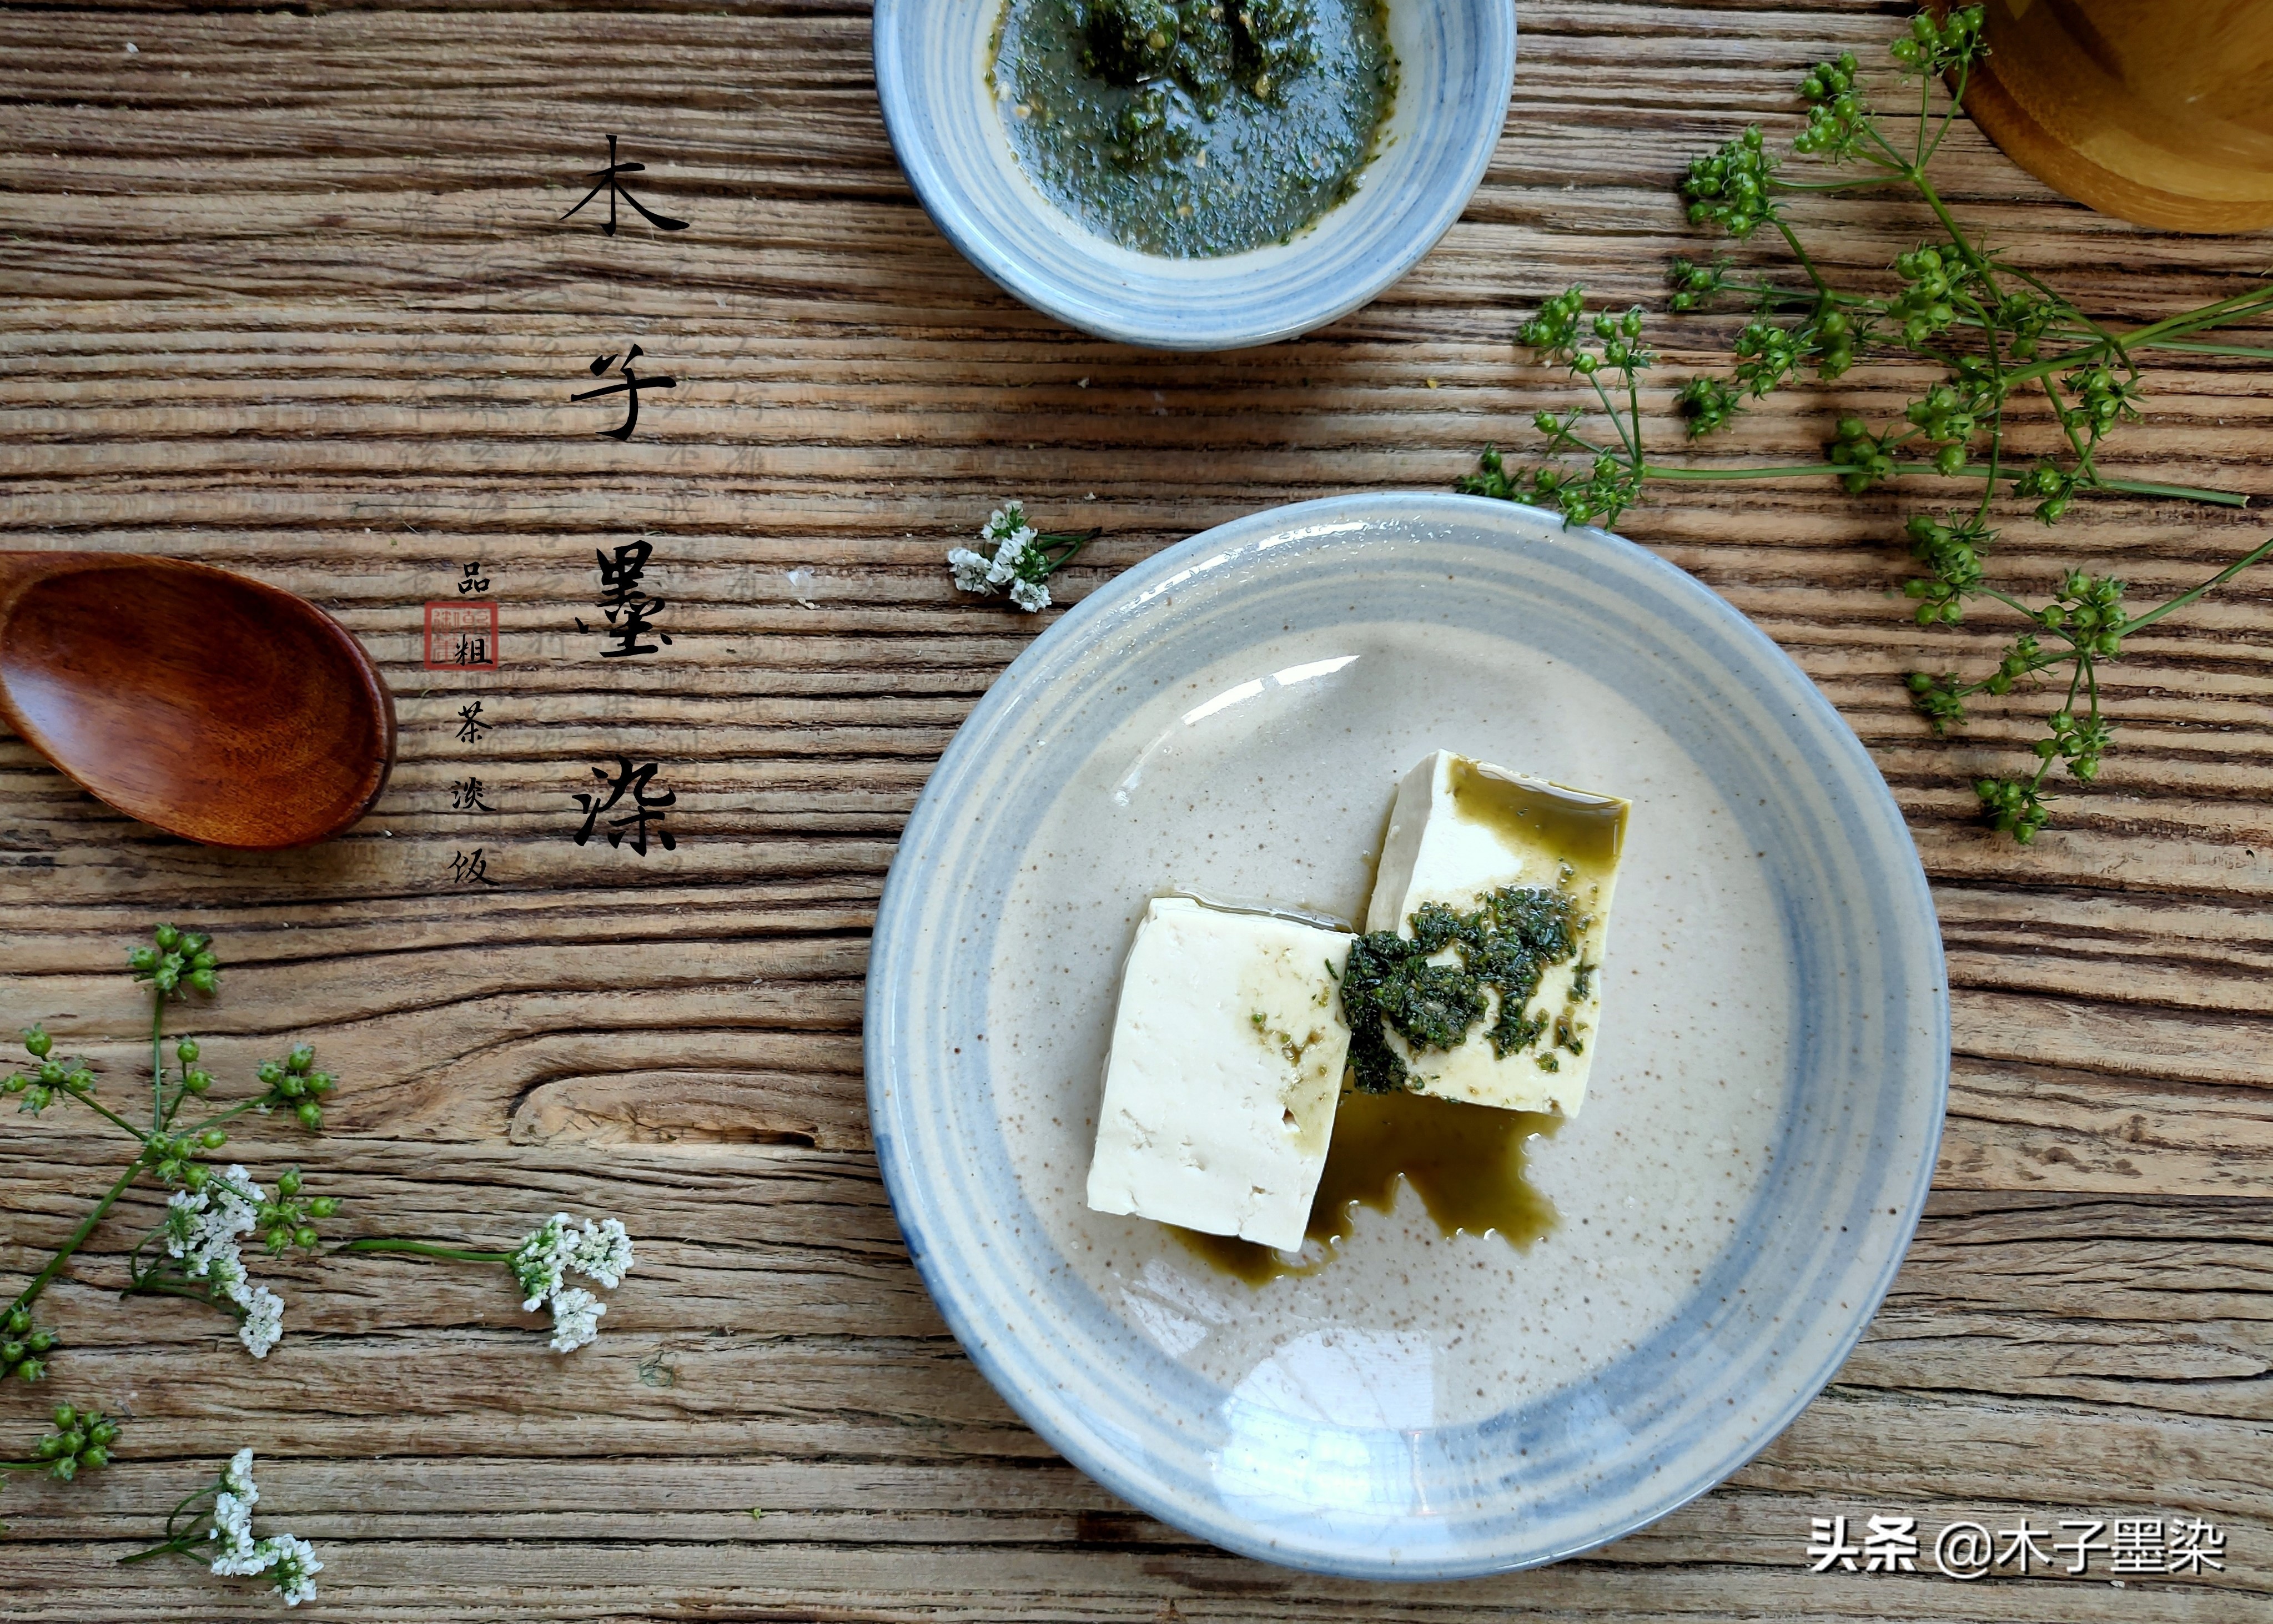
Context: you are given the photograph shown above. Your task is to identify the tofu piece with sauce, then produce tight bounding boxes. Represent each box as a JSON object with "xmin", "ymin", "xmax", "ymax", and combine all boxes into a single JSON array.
[
  {"xmin": 1086, "ymin": 897, "xmax": 1355, "ymax": 1251},
  {"xmin": 1364, "ymin": 751, "xmax": 1628, "ymax": 1116}
]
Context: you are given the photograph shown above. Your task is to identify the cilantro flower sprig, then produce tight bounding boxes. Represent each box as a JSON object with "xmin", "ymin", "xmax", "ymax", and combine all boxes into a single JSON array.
[
  {"xmin": 947, "ymin": 501, "xmax": 1102, "ymax": 612},
  {"xmin": 126, "ymin": 1162, "xmax": 336, "ymax": 1359},
  {"xmin": 1459, "ymin": 4, "xmax": 2273, "ymax": 842},
  {"xmin": 338, "ymin": 1211, "xmax": 636, "ymax": 1353},
  {"xmin": 5, "ymin": 928, "xmax": 345, "ymax": 1381},
  {"xmin": 120, "ymin": 1446, "xmax": 325, "ymax": 1609}
]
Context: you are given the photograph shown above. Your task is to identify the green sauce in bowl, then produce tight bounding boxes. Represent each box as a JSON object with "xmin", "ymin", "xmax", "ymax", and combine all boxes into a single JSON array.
[{"xmin": 992, "ymin": 0, "xmax": 1398, "ymax": 258}]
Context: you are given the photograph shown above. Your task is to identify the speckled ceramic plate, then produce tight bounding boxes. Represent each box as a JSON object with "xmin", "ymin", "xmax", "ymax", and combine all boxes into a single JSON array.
[
  {"xmin": 864, "ymin": 494, "xmax": 1947, "ymax": 1578},
  {"xmin": 871, "ymin": 0, "xmax": 1516, "ymax": 350}
]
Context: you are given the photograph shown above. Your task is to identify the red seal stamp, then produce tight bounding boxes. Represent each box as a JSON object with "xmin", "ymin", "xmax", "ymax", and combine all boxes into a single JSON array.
[{"xmin": 425, "ymin": 601, "xmax": 499, "ymax": 671}]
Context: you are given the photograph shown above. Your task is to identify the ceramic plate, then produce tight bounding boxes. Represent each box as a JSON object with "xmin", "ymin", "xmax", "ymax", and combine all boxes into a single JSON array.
[
  {"xmin": 865, "ymin": 493, "xmax": 1947, "ymax": 1578},
  {"xmin": 872, "ymin": 0, "xmax": 1516, "ymax": 350}
]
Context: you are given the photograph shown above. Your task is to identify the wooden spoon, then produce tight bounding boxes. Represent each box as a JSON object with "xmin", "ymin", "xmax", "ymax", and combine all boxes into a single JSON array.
[{"xmin": 0, "ymin": 552, "xmax": 396, "ymax": 849}]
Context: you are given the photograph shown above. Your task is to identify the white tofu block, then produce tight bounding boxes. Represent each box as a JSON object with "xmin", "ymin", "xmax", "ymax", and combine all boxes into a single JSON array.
[
  {"xmin": 1086, "ymin": 898, "xmax": 1354, "ymax": 1251},
  {"xmin": 1364, "ymin": 750, "xmax": 1628, "ymax": 1116}
]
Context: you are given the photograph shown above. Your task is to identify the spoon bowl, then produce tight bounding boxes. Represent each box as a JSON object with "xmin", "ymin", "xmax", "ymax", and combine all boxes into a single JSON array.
[{"xmin": 0, "ymin": 552, "xmax": 395, "ymax": 849}]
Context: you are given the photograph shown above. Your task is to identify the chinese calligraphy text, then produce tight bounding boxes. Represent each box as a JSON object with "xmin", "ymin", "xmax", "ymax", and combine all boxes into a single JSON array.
[
  {"xmin": 571, "ymin": 344, "xmax": 676, "ymax": 441},
  {"xmin": 560, "ymin": 133, "xmax": 690, "ymax": 237},
  {"xmin": 572, "ymin": 756, "xmax": 678, "ymax": 856}
]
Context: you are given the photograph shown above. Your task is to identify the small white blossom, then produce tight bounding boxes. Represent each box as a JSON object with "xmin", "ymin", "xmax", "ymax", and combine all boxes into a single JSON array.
[
  {"xmin": 547, "ymin": 1285, "xmax": 605, "ymax": 1353},
  {"xmin": 208, "ymin": 1449, "xmax": 264, "ymax": 1573},
  {"xmin": 209, "ymin": 1492, "xmax": 258, "ymax": 1570},
  {"xmin": 983, "ymin": 503, "xmax": 1029, "ymax": 543},
  {"xmin": 210, "ymin": 1530, "xmax": 270, "ymax": 1578},
  {"xmin": 948, "ymin": 500, "xmax": 1075, "ymax": 607},
  {"xmin": 511, "ymin": 1214, "xmax": 573, "ymax": 1312},
  {"xmin": 164, "ymin": 1173, "xmax": 286, "ymax": 1357},
  {"xmin": 196, "ymin": 1447, "xmax": 323, "ymax": 1604},
  {"xmin": 566, "ymin": 1217, "xmax": 633, "ymax": 1289},
  {"xmin": 508, "ymin": 1212, "xmax": 632, "ymax": 1351},
  {"xmin": 258, "ymin": 1533, "xmax": 323, "ymax": 1607},
  {"xmin": 237, "ymin": 1285, "xmax": 285, "ymax": 1360},
  {"xmin": 946, "ymin": 546, "xmax": 994, "ymax": 593},
  {"xmin": 167, "ymin": 1168, "xmax": 262, "ymax": 1279},
  {"xmin": 984, "ymin": 525, "xmax": 1035, "ymax": 585}
]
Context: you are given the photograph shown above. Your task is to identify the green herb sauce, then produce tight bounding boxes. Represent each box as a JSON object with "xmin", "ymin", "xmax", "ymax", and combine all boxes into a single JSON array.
[
  {"xmin": 1176, "ymin": 1089, "xmax": 1560, "ymax": 1284},
  {"xmin": 1338, "ymin": 883, "xmax": 1587, "ymax": 1095},
  {"xmin": 990, "ymin": 0, "xmax": 1398, "ymax": 258}
]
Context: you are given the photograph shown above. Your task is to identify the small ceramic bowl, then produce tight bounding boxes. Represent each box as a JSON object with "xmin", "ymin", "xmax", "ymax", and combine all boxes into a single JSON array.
[{"xmin": 872, "ymin": 0, "xmax": 1518, "ymax": 351}]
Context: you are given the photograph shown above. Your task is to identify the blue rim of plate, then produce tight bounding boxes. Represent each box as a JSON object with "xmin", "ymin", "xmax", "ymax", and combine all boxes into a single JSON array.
[
  {"xmin": 872, "ymin": 1, "xmax": 1518, "ymax": 350},
  {"xmin": 865, "ymin": 492, "xmax": 1949, "ymax": 1577}
]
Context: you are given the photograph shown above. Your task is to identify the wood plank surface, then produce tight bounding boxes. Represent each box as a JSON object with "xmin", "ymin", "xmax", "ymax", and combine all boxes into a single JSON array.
[{"xmin": 2, "ymin": 0, "xmax": 2271, "ymax": 1617}]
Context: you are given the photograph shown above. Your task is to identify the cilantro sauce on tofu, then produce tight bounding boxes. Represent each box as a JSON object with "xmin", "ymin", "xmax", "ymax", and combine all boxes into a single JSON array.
[{"xmin": 990, "ymin": 0, "xmax": 1398, "ymax": 258}]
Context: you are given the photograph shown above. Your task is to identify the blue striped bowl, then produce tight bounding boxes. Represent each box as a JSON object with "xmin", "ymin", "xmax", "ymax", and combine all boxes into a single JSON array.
[
  {"xmin": 872, "ymin": 1, "xmax": 1519, "ymax": 350},
  {"xmin": 866, "ymin": 493, "xmax": 1948, "ymax": 1577}
]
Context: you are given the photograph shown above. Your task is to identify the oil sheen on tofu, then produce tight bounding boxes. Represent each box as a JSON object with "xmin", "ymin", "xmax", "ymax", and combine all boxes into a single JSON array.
[
  {"xmin": 1085, "ymin": 897, "xmax": 1354, "ymax": 1250},
  {"xmin": 1362, "ymin": 751, "xmax": 1628, "ymax": 1115}
]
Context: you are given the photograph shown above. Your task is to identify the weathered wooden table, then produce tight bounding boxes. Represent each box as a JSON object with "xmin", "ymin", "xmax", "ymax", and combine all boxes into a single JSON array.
[{"xmin": 3, "ymin": 2, "xmax": 2270, "ymax": 1618}]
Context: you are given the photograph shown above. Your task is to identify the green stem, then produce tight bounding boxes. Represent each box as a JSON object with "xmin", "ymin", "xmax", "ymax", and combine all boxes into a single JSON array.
[
  {"xmin": 71, "ymin": 1090, "xmax": 159, "ymax": 1147},
  {"xmin": 118, "ymin": 1537, "xmax": 205, "ymax": 1565},
  {"xmin": 1960, "ymin": 293, "xmax": 2008, "ymax": 527},
  {"xmin": 2044, "ymin": 379, "xmax": 2104, "ymax": 481},
  {"xmin": 2115, "ymin": 535, "xmax": 2273, "ymax": 635},
  {"xmin": 1590, "ymin": 372, "xmax": 1640, "ymax": 462},
  {"xmin": 2134, "ymin": 340, "xmax": 2273, "ymax": 359},
  {"xmin": 1034, "ymin": 527, "xmax": 1100, "ymax": 576},
  {"xmin": 1992, "ymin": 291, "xmax": 2273, "ymax": 391},
  {"xmin": 1767, "ymin": 175, "xmax": 1906, "ymax": 194},
  {"xmin": 9, "ymin": 1158, "xmax": 144, "ymax": 1317},
  {"xmin": 1769, "ymin": 213, "xmax": 1833, "ymax": 298},
  {"xmin": 1911, "ymin": 170, "xmax": 2002, "ymax": 303},
  {"xmin": 188, "ymin": 1097, "xmax": 270, "ymax": 1133},
  {"xmin": 1913, "ymin": 58, "xmax": 1933, "ymax": 167},
  {"xmin": 119, "ymin": 1511, "xmax": 214, "ymax": 1566},
  {"xmin": 2031, "ymin": 660, "xmax": 2091, "ymax": 792},
  {"xmin": 119, "ymin": 1277, "xmax": 241, "ymax": 1320},
  {"xmin": 118, "ymin": 1481, "xmax": 226, "ymax": 1561},
  {"xmin": 1974, "ymin": 587, "xmax": 2045, "ymax": 625},
  {"xmin": 148, "ymin": 991, "xmax": 164, "ymax": 1137},
  {"xmin": 1637, "ymin": 461, "xmax": 1850, "ymax": 482},
  {"xmin": 1610, "ymin": 456, "xmax": 2247, "ymax": 507},
  {"xmin": 1921, "ymin": 61, "xmax": 1969, "ymax": 167},
  {"xmin": 333, "ymin": 1238, "xmax": 514, "ymax": 1264},
  {"xmin": 2088, "ymin": 476, "xmax": 2251, "ymax": 507}
]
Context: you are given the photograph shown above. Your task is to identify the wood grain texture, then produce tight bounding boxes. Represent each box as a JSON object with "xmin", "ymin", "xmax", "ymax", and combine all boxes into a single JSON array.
[{"xmin": 2, "ymin": 0, "xmax": 2271, "ymax": 1617}]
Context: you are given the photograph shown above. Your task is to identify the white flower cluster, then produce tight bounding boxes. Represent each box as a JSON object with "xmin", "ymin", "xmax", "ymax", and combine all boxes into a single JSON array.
[
  {"xmin": 165, "ymin": 1168, "xmax": 286, "ymax": 1359},
  {"xmin": 207, "ymin": 1448, "xmax": 324, "ymax": 1607},
  {"xmin": 947, "ymin": 502, "xmax": 1054, "ymax": 613},
  {"xmin": 510, "ymin": 1214, "xmax": 635, "ymax": 1353}
]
